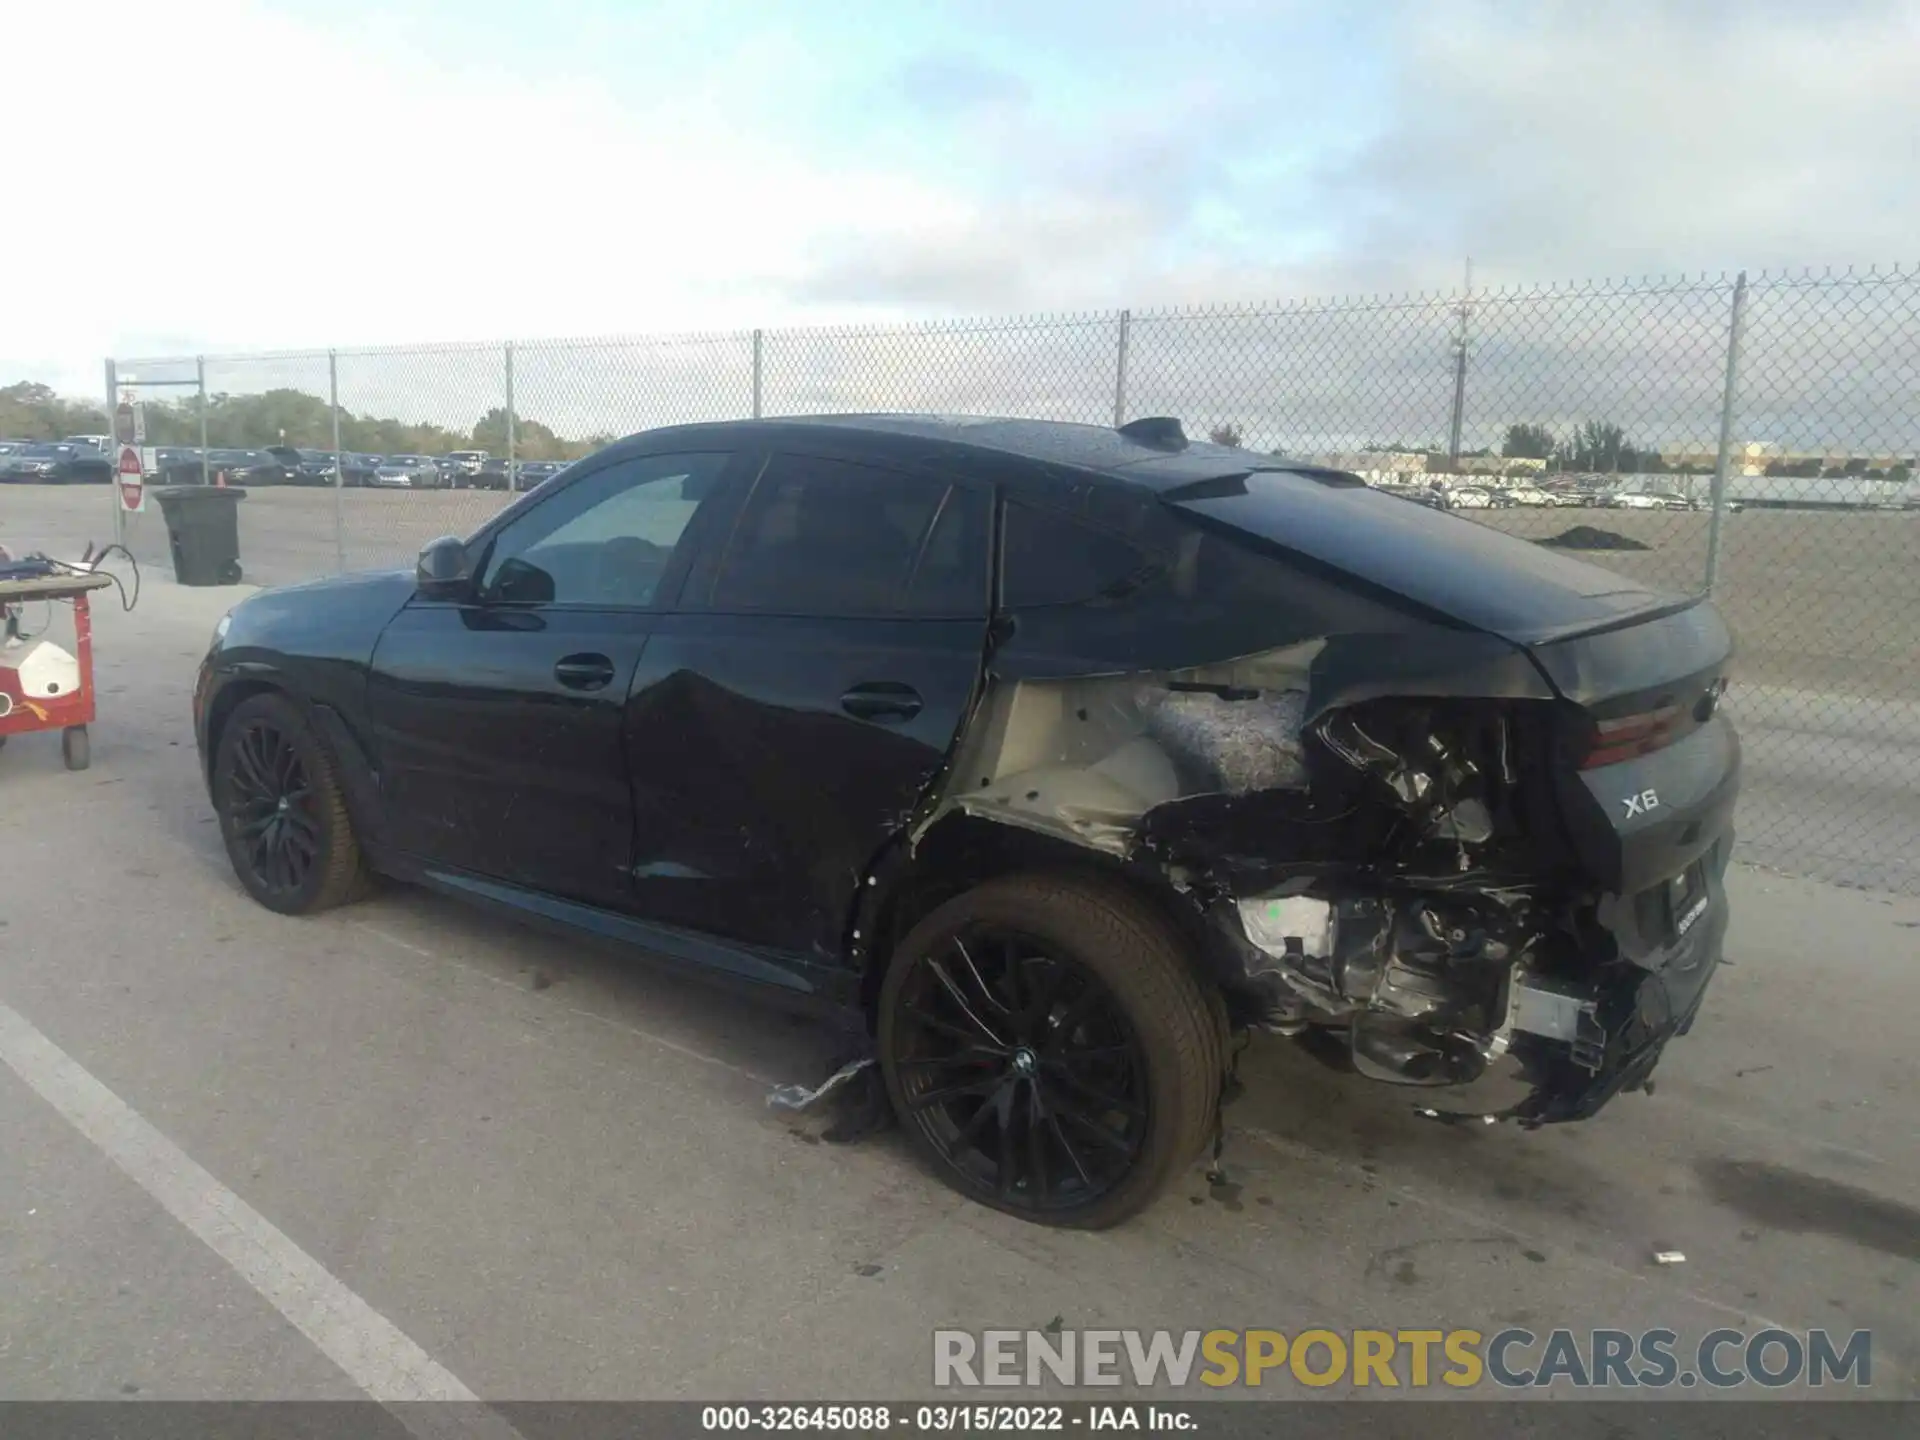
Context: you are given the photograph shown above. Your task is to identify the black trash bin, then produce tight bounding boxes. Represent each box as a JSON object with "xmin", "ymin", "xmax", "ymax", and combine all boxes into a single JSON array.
[{"xmin": 152, "ymin": 486, "xmax": 247, "ymax": 585}]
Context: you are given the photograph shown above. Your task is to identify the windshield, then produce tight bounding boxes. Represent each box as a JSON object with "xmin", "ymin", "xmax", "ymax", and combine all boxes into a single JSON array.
[{"xmin": 20, "ymin": 444, "xmax": 67, "ymax": 458}]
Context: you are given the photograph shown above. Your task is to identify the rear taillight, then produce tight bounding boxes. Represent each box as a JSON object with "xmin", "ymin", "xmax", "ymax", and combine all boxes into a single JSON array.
[
  {"xmin": 1579, "ymin": 676, "xmax": 1730, "ymax": 770},
  {"xmin": 1581, "ymin": 703, "xmax": 1684, "ymax": 769}
]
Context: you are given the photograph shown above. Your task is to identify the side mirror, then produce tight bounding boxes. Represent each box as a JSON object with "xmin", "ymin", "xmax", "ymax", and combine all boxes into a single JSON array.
[{"xmin": 415, "ymin": 535, "xmax": 473, "ymax": 600}]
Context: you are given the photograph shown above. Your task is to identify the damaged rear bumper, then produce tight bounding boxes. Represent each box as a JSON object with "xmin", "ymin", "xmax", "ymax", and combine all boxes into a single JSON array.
[
  {"xmin": 1219, "ymin": 831, "xmax": 1733, "ymax": 1126},
  {"xmin": 915, "ymin": 596, "xmax": 1738, "ymax": 1130}
]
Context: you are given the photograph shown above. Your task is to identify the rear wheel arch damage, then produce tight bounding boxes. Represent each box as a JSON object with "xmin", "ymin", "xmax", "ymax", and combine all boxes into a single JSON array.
[{"xmin": 859, "ymin": 628, "xmax": 1701, "ymax": 1133}]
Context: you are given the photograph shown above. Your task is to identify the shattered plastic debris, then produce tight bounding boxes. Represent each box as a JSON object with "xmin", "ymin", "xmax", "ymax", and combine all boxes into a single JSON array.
[
  {"xmin": 1653, "ymin": 1250, "xmax": 1687, "ymax": 1266},
  {"xmin": 1137, "ymin": 687, "xmax": 1308, "ymax": 793},
  {"xmin": 767, "ymin": 1056, "xmax": 876, "ymax": 1113}
]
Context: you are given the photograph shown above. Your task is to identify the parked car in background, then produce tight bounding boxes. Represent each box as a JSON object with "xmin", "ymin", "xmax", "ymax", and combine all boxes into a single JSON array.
[
  {"xmin": 0, "ymin": 439, "xmax": 33, "ymax": 458},
  {"xmin": 1610, "ymin": 490, "xmax": 1689, "ymax": 511},
  {"xmin": 370, "ymin": 455, "xmax": 446, "ymax": 488},
  {"xmin": 1447, "ymin": 485, "xmax": 1502, "ymax": 509},
  {"xmin": 440, "ymin": 450, "xmax": 490, "ymax": 487},
  {"xmin": 1554, "ymin": 485, "xmax": 1607, "ymax": 507},
  {"xmin": 346, "ymin": 454, "xmax": 385, "ymax": 486},
  {"xmin": 193, "ymin": 414, "xmax": 1742, "ymax": 1228},
  {"xmin": 231, "ymin": 449, "xmax": 300, "ymax": 485},
  {"xmin": 470, "ymin": 456, "xmax": 516, "ymax": 491},
  {"xmin": 0, "ymin": 441, "xmax": 112, "ymax": 483},
  {"xmin": 200, "ymin": 449, "xmax": 269, "ymax": 484},
  {"xmin": 1497, "ymin": 483, "xmax": 1559, "ymax": 507},
  {"xmin": 1372, "ymin": 479, "xmax": 1448, "ymax": 511},
  {"xmin": 281, "ymin": 447, "xmax": 340, "ymax": 485},
  {"xmin": 515, "ymin": 460, "xmax": 565, "ymax": 490},
  {"xmin": 64, "ymin": 434, "xmax": 113, "ymax": 453}
]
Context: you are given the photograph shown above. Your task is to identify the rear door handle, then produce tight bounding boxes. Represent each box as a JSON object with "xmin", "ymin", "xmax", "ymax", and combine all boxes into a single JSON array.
[
  {"xmin": 840, "ymin": 681, "xmax": 923, "ymax": 724},
  {"xmin": 554, "ymin": 653, "xmax": 616, "ymax": 691}
]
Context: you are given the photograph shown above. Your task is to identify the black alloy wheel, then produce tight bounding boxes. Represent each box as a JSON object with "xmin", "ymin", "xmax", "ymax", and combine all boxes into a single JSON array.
[
  {"xmin": 213, "ymin": 692, "xmax": 373, "ymax": 915},
  {"xmin": 892, "ymin": 924, "xmax": 1150, "ymax": 1215},
  {"xmin": 880, "ymin": 875, "xmax": 1222, "ymax": 1229},
  {"xmin": 224, "ymin": 714, "xmax": 319, "ymax": 898}
]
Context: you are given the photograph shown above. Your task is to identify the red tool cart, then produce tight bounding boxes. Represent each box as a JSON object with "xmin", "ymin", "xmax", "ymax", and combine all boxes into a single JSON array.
[{"xmin": 0, "ymin": 567, "xmax": 116, "ymax": 772}]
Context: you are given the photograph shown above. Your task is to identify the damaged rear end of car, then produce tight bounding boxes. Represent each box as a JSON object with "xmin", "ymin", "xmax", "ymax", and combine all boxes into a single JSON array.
[{"xmin": 904, "ymin": 458, "xmax": 1739, "ymax": 1131}]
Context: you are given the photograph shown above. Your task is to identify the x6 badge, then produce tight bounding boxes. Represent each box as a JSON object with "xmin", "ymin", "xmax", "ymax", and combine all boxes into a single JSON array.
[{"xmin": 1623, "ymin": 788, "xmax": 1660, "ymax": 818}]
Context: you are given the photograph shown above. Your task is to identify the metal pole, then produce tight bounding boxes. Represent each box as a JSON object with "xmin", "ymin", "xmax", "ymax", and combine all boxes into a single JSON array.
[
  {"xmin": 751, "ymin": 329, "xmax": 764, "ymax": 419},
  {"xmin": 329, "ymin": 350, "xmax": 345, "ymax": 573},
  {"xmin": 1113, "ymin": 309, "xmax": 1131, "ymax": 427},
  {"xmin": 196, "ymin": 357, "xmax": 209, "ymax": 489},
  {"xmin": 504, "ymin": 342, "xmax": 516, "ymax": 491},
  {"xmin": 1446, "ymin": 259, "xmax": 1472, "ymax": 469},
  {"xmin": 105, "ymin": 359, "xmax": 123, "ymax": 547},
  {"xmin": 1703, "ymin": 271, "xmax": 1750, "ymax": 596}
]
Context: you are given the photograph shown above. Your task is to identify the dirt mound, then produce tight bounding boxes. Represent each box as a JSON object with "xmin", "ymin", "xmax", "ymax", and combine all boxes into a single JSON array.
[{"xmin": 1536, "ymin": 525, "xmax": 1652, "ymax": 552}]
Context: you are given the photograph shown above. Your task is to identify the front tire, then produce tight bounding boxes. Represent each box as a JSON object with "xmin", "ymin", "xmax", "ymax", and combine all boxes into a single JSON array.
[
  {"xmin": 213, "ymin": 692, "xmax": 371, "ymax": 915},
  {"xmin": 878, "ymin": 874, "xmax": 1221, "ymax": 1229}
]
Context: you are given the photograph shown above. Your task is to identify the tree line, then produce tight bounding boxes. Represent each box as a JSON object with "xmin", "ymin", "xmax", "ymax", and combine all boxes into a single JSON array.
[
  {"xmin": 1, "ymin": 381, "xmax": 611, "ymax": 462},
  {"xmin": 14, "ymin": 381, "xmax": 1909, "ymax": 481}
]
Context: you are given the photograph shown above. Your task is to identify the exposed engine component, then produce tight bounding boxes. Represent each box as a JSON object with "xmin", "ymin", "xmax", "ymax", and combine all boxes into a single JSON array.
[
  {"xmin": 1314, "ymin": 708, "xmax": 1506, "ymax": 850},
  {"xmin": 925, "ymin": 644, "xmax": 1717, "ymax": 1131},
  {"xmin": 1233, "ymin": 886, "xmax": 1538, "ymax": 1088}
]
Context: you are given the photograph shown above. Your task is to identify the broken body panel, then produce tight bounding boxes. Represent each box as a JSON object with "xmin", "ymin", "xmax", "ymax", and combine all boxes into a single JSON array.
[{"xmin": 914, "ymin": 468, "xmax": 1738, "ymax": 1126}]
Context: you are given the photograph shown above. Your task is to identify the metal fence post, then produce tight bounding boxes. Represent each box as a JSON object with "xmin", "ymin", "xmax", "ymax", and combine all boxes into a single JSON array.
[
  {"xmin": 751, "ymin": 329, "xmax": 764, "ymax": 419},
  {"xmin": 1446, "ymin": 260, "xmax": 1473, "ymax": 470},
  {"xmin": 1703, "ymin": 271, "xmax": 1751, "ymax": 596},
  {"xmin": 104, "ymin": 359, "xmax": 122, "ymax": 547},
  {"xmin": 196, "ymin": 357, "xmax": 209, "ymax": 491},
  {"xmin": 329, "ymin": 350, "xmax": 345, "ymax": 573},
  {"xmin": 1113, "ymin": 309, "xmax": 1131, "ymax": 427},
  {"xmin": 505, "ymin": 341, "xmax": 516, "ymax": 491}
]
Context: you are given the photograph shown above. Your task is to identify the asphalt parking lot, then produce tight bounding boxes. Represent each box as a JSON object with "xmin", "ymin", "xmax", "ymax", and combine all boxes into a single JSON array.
[{"xmin": 1, "ymin": 487, "xmax": 1916, "ymax": 1410}]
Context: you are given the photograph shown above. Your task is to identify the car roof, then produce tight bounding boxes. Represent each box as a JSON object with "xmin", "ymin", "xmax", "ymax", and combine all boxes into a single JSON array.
[{"xmin": 608, "ymin": 414, "xmax": 1358, "ymax": 497}]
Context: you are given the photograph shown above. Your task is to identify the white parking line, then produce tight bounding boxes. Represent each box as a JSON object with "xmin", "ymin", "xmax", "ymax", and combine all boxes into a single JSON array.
[{"xmin": 0, "ymin": 997, "xmax": 523, "ymax": 1438}]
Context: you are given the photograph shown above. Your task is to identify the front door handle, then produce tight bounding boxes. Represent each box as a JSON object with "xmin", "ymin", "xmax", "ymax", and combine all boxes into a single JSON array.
[
  {"xmin": 840, "ymin": 681, "xmax": 923, "ymax": 724},
  {"xmin": 554, "ymin": 653, "xmax": 616, "ymax": 691}
]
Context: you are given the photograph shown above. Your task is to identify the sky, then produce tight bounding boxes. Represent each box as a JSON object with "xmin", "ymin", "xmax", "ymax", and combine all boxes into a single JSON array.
[{"xmin": 6, "ymin": 0, "xmax": 1918, "ymax": 399}]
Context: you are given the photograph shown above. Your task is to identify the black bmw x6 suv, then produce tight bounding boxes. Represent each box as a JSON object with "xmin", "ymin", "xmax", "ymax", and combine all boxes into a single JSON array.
[{"xmin": 193, "ymin": 414, "xmax": 1740, "ymax": 1227}]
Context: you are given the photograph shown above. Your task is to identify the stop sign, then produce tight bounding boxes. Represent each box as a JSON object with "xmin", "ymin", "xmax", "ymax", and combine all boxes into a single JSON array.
[{"xmin": 117, "ymin": 445, "xmax": 145, "ymax": 513}]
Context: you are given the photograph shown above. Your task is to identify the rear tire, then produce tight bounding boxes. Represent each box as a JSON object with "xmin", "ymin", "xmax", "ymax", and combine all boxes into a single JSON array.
[
  {"xmin": 879, "ymin": 873, "xmax": 1221, "ymax": 1229},
  {"xmin": 213, "ymin": 692, "xmax": 372, "ymax": 915},
  {"xmin": 61, "ymin": 725, "xmax": 88, "ymax": 771}
]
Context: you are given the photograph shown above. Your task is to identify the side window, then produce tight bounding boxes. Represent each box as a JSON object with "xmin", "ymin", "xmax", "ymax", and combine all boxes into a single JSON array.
[
  {"xmin": 477, "ymin": 451, "xmax": 730, "ymax": 607},
  {"xmin": 708, "ymin": 454, "xmax": 947, "ymax": 616},
  {"xmin": 902, "ymin": 485, "xmax": 990, "ymax": 617},
  {"xmin": 1001, "ymin": 501, "xmax": 1159, "ymax": 608}
]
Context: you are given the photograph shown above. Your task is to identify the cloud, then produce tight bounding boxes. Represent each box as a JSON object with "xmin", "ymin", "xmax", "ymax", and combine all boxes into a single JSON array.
[
  {"xmin": 894, "ymin": 53, "xmax": 1031, "ymax": 117},
  {"xmin": 6, "ymin": 0, "xmax": 1917, "ymax": 403},
  {"xmin": 3, "ymin": 0, "xmax": 911, "ymax": 392},
  {"xmin": 796, "ymin": 0, "xmax": 1920, "ymax": 310},
  {"xmin": 1330, "ymin": 0, "xmax": 1920, "ymax": 284}
]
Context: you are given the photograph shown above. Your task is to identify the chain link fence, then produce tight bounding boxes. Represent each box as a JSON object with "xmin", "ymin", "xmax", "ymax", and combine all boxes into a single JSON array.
[{"xmin": 103, "ymin": 267, "xmax": 1920, "ymax": 893}]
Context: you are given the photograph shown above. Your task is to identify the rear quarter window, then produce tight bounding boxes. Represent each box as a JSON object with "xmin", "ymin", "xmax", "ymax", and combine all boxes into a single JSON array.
[{"xmin": 1001, "ymin": 502, "xmax": 1160, "ymax": 608}]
